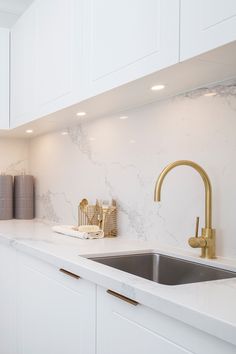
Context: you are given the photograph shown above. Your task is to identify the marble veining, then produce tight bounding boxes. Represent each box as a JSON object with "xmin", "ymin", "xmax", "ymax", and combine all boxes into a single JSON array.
[
  {"xmin": 29, "ymin": 78, "xmax": 236, "ymax": 258},
  {"xmin": 0, "ymin": 139, "xmax": 29, "ymax": 176},
  {"xmin": 183, "ymin": 80, "xmax": 236, "ymax": 99},
  {"xmin": 36, "ymin": 190, "xmax": 77, "ymax": 224},
  {"xmin": 5, "ymin": 158, "xmax": 28, "ymax": 175}
]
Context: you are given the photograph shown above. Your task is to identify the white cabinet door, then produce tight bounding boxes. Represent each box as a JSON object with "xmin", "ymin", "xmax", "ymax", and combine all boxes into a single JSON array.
[
  {"xmin": 97, "ymin": 287, "xmax": 236, "ymax": 354},
  {"xmin": 11, "ymin": 0, "xmax": 88, "ymax": 128},
  {"xmin": 35, "ymin": 0, "xmax": 88, "ymax": 118},
  {"xmin": 0, "ymin": 28, "xmax": 9, "ymax": 129},
  {"xmin": 88, "ymin": 0, "xmax": 179, "ymax": 96},
  {"xmin": 180, "ymin": 0, "xmax": 236, "ymax": 61},
  {"xmin": 11, "ymin": 3, "xmax": 36, "ymax": 128},
  {"xmin": 0, "ymin": 244, "xmax": 17, "ymax": 354},
  {"xmin": 17, "ymin": 253, "xmax": 96, "ymax": 354}
]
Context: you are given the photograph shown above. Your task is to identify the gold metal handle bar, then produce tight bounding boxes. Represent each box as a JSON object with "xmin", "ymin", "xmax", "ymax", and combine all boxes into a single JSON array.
[
  {"xmin": 195, "ymin": 216, "xmax": 199, "ymax": 237},
  {"xmin": 107, "ymin": 289, "xmax": 139, "ymax": 306},
  {"xmin": 59, "ymin": 268, "xmax": 80, "ymax": 279}
]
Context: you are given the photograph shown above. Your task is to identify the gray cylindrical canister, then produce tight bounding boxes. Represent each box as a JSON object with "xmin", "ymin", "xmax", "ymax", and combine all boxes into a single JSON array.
[
  {"xmin": 14, "ymin": 175, "xmax": 35, "ymax": 220},
  {"xmin": 0, "ymin": 175, "xmax": 13, "ymax": 220}
]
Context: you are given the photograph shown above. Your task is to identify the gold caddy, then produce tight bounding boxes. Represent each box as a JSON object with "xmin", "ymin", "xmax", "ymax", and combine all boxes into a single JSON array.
[{"xmin": 154, "ymin": 160, "xmax": 216, "ymax": 259}]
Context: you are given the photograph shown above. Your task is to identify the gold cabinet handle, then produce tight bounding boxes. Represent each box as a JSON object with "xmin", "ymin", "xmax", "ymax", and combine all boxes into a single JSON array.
[
  {"xmin": 107, "ymin": 289, "xmax": 139, "ymax": 306},
  {"xmin": 59, "ymin": 268, "xmax": 80, "ymax": 279}
]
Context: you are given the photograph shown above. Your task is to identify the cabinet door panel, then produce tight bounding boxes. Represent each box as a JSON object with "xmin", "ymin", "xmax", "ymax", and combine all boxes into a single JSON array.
[
  {"xmin": 0, "ymin": 244, "xmax": 17, "ymax": 354},
  {"xmin": 11, "ymin": 4, "xmax": 36, "ymax": 128},
  {"xmin": 180, "ymin": 0, "xmax": 236, "ymax": 60},
  {"xmin": 0, "ymin": 28, "xmax": 9, "ymax": 129},
  {"xmin": 35, "ymin": 0, "xmax": 74, "ymax": 113},
  {"xmin": 11, "ymin": 0, "xmax": 88, "ymax": 127},
  {"xmin": 17, "ymin": 254, "xmax": 96, "ymax": 354},
  {"xmin": 97, "ymin": 287, "xmax": 236, "ymax": 354},
  {"xmin": 89, "ymin": 0, "xmax": 179, "ymax": 95},
  {"xmin": 97, "ymin": 288, "xmax": 190, "ymax": 354}
]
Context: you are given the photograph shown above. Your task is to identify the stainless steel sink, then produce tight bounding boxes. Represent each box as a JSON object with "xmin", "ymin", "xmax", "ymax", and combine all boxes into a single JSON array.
[{"xmin": 90, "ymin": 253, "xmax": 236, "ymax": 285}]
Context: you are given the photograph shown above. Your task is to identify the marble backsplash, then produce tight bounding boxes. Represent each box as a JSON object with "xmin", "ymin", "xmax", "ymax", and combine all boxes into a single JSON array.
[
  {"xmin": 28, "ymin": 79, "xmax": 236, "ymax": 258},
  {"xmin": 0, "ymin": 138, "xmax": 29, "ymax": 175}
]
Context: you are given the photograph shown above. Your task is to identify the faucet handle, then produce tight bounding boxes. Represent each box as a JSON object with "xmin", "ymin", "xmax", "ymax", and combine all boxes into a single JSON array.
[
  {"xmin": 195, "ymin": 216, "xmax": 199, "ymax": 238},
  {"xmin": 189, "ymin": 216, "xmax": 207, "ymax": 248}
]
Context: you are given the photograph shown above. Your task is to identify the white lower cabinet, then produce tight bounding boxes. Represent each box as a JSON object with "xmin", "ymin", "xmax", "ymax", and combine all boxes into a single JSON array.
[
  {"xmin": 97, "ymin": 286, "xmax": 236, "ymax": 354},
  {"xmin": 17, "ymin": 253, "xmax": 96, "ymax": 354},
  {"xmin": 0, "ymin": 244, "xmax": 17, "ymax": 354},
  {"xmin": 0, "ymin": 244, "xmax": 235, "ymax": 354}
]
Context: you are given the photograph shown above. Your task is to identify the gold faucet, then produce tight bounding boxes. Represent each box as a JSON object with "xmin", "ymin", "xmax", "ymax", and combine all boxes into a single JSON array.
[{"xmin": 154, "ymin": 160, "xmax": 216, "ymax": 259}]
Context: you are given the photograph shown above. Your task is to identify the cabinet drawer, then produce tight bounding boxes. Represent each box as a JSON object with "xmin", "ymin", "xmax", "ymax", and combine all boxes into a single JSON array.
[
  {"xmin": 17, "ymin": 252, "xmax": 96, "ymax": 354},
  {"xmin": 0, "ymin": 244, "xmax": 17, "ymax": 354},
  {"xmin": 97, "ymin": 286, "xmax": 235, "ymax": 354},
  {"xmin": 17, "ymin": 251, "xmax": 89, "ymax": 293}
]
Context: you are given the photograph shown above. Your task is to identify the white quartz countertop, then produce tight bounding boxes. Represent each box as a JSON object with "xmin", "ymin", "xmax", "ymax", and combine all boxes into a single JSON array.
[{"xmin": 1, "ymin": 219, "xmax": 236, "ymax": 346}]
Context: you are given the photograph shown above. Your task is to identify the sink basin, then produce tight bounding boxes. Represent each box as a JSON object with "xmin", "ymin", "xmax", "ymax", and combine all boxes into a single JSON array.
[{"xmin": 90, "ymin": 253, "xmax": 236, "ymax": 285}]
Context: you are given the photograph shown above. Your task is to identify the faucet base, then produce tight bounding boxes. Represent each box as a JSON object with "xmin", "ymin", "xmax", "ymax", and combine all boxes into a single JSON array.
[{"xmin": 201, "ymin": 228, "xmax": 216, "ymax": 259}]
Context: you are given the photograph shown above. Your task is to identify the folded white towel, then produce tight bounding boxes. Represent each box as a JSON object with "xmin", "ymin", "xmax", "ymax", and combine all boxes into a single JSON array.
[{"xmin": 52, "ymin": 225, "xmax": 104, "ymax": 239}]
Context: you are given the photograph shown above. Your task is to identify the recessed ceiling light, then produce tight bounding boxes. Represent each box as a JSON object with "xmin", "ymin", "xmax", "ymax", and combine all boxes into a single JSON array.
[
  {"xmin": 89, "ymin": 137, "xmax": 95, "ymax": 141},
  {"xmin": 25, "ymin": 129, "xmax": 33, "ymax": 134},
  {"xmin": 151, "ymin": 84, "xmax": 165, "ymax": 91},
  {"xmin": 76, "ymin": 111, "xmax": 86, "ymax": 117},
  {"xmin": 119, "ymin": 115, "xmax": 128, "ymax": 120},
  {"xmin": 129, "ymin": 139, "xmax": 136, "ymax": 144},
  {"xmin": 61, "ymin": 131, "xmax": 68, "ymax": 136},
  {"xmin": 204, "ymin": 92, "xmax": 217, "ymax": 97}
]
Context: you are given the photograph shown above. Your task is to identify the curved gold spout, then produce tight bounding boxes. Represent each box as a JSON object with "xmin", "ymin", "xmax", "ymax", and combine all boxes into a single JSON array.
[
  {"xmin": 154, "ymin": 160, "xmax": 212, "ymax": 228},
  {"xmin": 154, "ymin": 160, "xmax": 216, "ymax": 258}
]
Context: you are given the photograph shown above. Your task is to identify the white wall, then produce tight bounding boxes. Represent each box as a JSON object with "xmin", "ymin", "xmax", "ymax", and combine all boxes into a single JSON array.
[
  {"xmin": 0, "ymin": 138, "xmax": 29, "ymax": 174},
  {"xmin": 29, "ymin": 79, "xmax": 236, "ymax": 258}
]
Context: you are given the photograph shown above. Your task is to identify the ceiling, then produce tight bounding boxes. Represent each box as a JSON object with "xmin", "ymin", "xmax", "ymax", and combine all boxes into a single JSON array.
[{"xmin": 0, "ymin": 0, "xmax": 33, "ymax": 27}]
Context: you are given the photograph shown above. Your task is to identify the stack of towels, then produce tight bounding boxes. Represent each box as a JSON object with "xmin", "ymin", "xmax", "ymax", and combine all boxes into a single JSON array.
[{"xmin": 52, "ymin": 224, "xmax": 104, "ymax": 239}]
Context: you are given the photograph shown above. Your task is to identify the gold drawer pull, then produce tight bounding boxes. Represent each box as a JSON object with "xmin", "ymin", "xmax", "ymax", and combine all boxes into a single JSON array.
[
  {"xmin": 59, "ymin": 268, "xmax": 80, "ymax": 279},
  {"xmin": 107, "ymin": 289, "xmax": 139, "ymax": 306}
]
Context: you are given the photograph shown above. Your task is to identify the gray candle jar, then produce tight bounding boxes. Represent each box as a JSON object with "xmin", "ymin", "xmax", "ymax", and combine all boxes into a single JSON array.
[
  {"xmin": 14, "ymin": 175, "xmax": 35, "ymax": 220},
  {"xmin": 0, "ymin": 175, "xmax": 13, "ymax": 220}
]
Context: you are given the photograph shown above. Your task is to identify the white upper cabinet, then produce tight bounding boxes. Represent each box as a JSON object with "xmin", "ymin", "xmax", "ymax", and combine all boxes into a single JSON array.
[
  {"xmin": 180, "ymin": 0, "xmax": 236, "ymax": 61},
  {"xmin": 8, "ymin": 1, "xmax": 236, "ymax": 129},
  {"xmin": 0, "ymin": 28, "xmax": 9, "ymax": 129},
  {"xmin": 35, "ymin": 0, "xmax": 88, "ymax": 118},
  {"xmin": 35, "ymin": 0, "xmax": 73, "ymax": 114},
  {"xmin": 88, "ymin": 0, "xmax": 180, "ymax": 96},
  {"xmin": 11, "ymin": 0, "xmax": 88, "ymax": 128},
  {"xmin": 11, "ymin": 4, "xmax": 36, "ymax": 128},
  {"xmin": 11, "ymin": 0, "xmax": 181, "ymax": 129}
]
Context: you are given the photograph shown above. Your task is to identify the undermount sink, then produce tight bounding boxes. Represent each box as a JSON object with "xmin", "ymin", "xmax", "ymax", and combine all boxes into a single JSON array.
[{"xmin": 90, "ymin": 253, "xmax": 236, "ymax": 285}]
